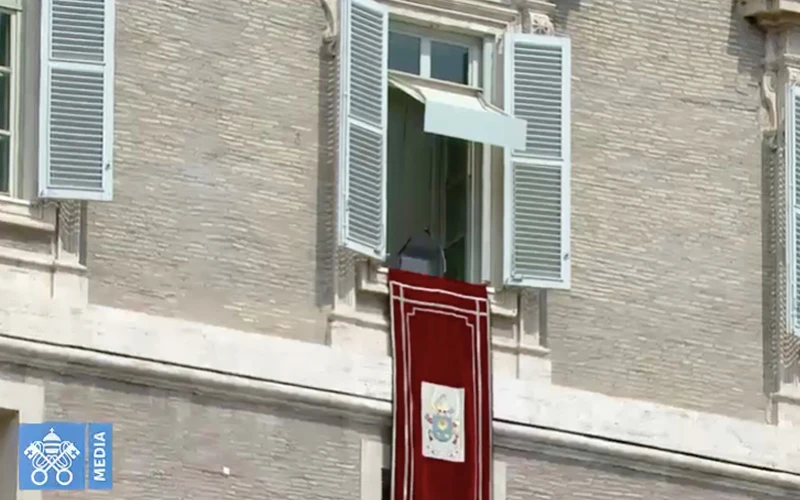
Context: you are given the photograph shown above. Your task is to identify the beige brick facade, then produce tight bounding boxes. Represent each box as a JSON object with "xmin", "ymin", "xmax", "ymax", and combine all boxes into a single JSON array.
[
  {"xmin": 90, "ymin": 0, "xmax": 770, "ymax": 419},
  {"xmin": 89, "ymin": 0, "xmax": 331, "ymax": 342},
  {"xmin": 3, "ymin": 0, "xmax": 800, "ymax": 497}
]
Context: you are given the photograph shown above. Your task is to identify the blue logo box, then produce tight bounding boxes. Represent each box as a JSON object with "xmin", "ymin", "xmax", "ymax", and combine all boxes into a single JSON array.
[{"xmin": 18, "ymin": 422, "xmax": 113, "ymax": 490}]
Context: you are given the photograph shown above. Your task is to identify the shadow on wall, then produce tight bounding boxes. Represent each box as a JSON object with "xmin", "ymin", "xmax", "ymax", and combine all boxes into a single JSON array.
[
  {"xmin": 315, "ymin": 39, "xmax": 338, "ymax": 310},
  {"xmin": 728, "ymin": 0, "xmax": 763, "ymax": 80}
]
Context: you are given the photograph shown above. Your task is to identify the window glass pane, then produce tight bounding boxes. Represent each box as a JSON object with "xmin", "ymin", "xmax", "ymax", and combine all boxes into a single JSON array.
[
  {"xmin": 381, "ymin": 468, "xmax": 391, "ymax": 500},
  {"xmin": 0, "ymin": 73, "xmax": 9, "ymax": 131},
  {"xmin": 389, "ymin": 32, "xmax": 421, "ymax": 75},
  {"xmin": 0, "ymin": 135, "xmax": 8, "ymax": 193},
  {"xmin": 0, "ymin": 13, "xmax": 9, "ymax": 68},
  {"xmin": 431, "ymin": 41, "xmax": 469, "ymax": 85}
]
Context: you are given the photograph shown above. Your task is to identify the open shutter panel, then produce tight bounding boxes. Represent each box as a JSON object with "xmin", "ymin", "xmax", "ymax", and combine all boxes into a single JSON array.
[
  {"xmin": 39, "ymin": 0, "xmax": 114, "ymax": 201},
  {"xmin": 503, "ymin": 34, "xmax": 571, "ymax": 289},
  {"xmin": 790, "ymin": 87, "xmax": 800, "ymax": 334},
  {"xmin": 338, "ymin": 0, "xmax": 389, "ymax": 259}
]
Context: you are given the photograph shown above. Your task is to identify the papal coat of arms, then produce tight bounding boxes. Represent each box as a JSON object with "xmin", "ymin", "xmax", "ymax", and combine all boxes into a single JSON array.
[{"xmin": 421, "ymin": 381, "xmax": 465, "ymax": 462}]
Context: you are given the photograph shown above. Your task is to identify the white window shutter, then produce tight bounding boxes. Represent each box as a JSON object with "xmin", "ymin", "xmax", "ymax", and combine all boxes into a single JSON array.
[
  {"xmin": 788, "ymin": 86, "xmax": 800, "ymax": 334},
  {"xmin": 338, "ymin": 0, "xmax": 389, "ymax": 259},
  {"xmin": 38, "ymin": 0, "xmax": 115, "ymax": 201},
  {"xmin": 503, "ymin": 34, "xmax": 571, "ymax": 289}
]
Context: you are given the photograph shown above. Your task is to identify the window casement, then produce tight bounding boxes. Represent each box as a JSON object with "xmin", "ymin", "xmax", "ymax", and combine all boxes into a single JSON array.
[
  {"xmin": 787, "ymin": 86, "xmax": 800, "ymax": 334},
  {"xmin": 38, "ymin": 0, "xmax": 115, "ymax": 201},
  {"xmin": 0, "ymin": 0, "xmax": 20, "ymax": 198},
  {"xmin": 337, "ymin": 0, "xmax": 572, "ymax": 289},
  {"xmin": 0, "ymin": 0, "xmax": 115, "ymax": 204}
]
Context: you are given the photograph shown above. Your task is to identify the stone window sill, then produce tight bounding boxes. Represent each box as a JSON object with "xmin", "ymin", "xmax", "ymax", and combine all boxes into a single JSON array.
[
  {"xmin": 0, "ymin": 196, "xmax": 55, "ymax": 233},
  {"xmin": 356, "ymin": 262, "xmax": 521, "ymax": 320},
  {"xmin": 0, "ymin": 247, "xmax": 86, "ymax": 276},
  {"xmin": 330, "ymin": 260, "xmax": 551, "ymax": 382}
]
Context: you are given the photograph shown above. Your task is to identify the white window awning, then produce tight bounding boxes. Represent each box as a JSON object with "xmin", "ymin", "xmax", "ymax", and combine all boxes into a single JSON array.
[{"xmin": 388, "ymin": 71, "xmax": 527, "ymax": 150}]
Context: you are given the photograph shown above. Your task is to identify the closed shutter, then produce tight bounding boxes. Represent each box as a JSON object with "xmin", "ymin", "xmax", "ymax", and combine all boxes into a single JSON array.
[
  {"xmin": 789, "ymin": 86, "xmax": 800, "ymax": 334},
  {"xmin": 503, "ymin": 34, "xmax": 571, "ymax": 289},
  {"xmin": 38, "ymin": 0, "xmax": 114, "ymax": 201},
  {"xmin": 338, "ymin": 0, "xmax": 389, "ymax": 259}
]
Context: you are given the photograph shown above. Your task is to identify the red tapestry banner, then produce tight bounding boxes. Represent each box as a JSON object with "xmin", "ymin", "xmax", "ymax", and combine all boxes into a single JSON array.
[{"xmin": 389, "ymin": 269, "xmax": 492, "ymax": 500}]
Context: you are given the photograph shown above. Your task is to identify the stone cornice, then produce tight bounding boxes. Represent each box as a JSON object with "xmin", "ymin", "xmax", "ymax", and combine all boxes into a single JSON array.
[
  {"xmin": 2, "ymin": 291, "xmax": 800, "ymax": 493},
  {"xmin": 1, "ymin": 333, "xmax": 800, "ymax": 495},
  {"xmin": 741, "ymin": 0, "xmax": 800, "ymax": 27}
]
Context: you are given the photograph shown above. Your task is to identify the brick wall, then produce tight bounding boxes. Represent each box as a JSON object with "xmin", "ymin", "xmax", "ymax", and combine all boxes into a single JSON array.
[
  {"xmin": 39, "ymin": 376, "xmax": 363, "ymax": 499},
  {"xmin": 0, "ymin": 367, "xmax": 790, "ymax": 499},
  {"xmin": 502, "ymin": 449, "xmax": 796, "ymax": 499},
  {"xmin": 87, "ymin": 0, "xmax": 769, "ymax": 420},
  {"xmin": 87, "ymin": 0, "xmax": 331, "ymax": 342},
  {"xmin": 547, "ymin": 0, "xmax": 767, "ymax": 420}
]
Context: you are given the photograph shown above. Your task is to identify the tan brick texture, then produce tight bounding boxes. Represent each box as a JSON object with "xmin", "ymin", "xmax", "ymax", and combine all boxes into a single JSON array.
[{"xmin": 87, "ymin": 0, "xmax": 770, "ymax": 420}]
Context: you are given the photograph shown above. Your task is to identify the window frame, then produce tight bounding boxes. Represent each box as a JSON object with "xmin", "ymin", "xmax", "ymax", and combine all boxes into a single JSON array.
[
  {"xmin": 0, "ymin": 0, "xmax": 21, "ymax": 199},
  {"xmin": 386, "ymin": 19, "xmax": 485, "ymax": 282},
  {"xmin": 787, "ymin": 84, "xmax": 800, "ymax": 335},
  {"xmin": 389, "ymin": 20, "xmax": 481, "ymax": 85}
]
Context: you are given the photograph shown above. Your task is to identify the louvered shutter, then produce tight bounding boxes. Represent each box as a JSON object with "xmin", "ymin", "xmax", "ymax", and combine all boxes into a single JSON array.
[
  {"xmin": 788, "ymin": 86, "xmax": 800, "ymax": 334},
  {"xmin": 38, "ymin": 0, "xmax": 115, "ymax": 201},
  {"xmin": 503, "ymin": 34, "xmax": 571, "ymax": 289},
  {"xmin": 338, "ymin": 0, "xmax": 388, "ymax": 259}
]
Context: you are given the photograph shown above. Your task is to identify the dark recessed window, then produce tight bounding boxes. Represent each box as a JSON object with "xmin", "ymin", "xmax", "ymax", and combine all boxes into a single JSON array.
[{"xmin": 381, "ymin": 467, "xmax": 391, "ymax": 500}]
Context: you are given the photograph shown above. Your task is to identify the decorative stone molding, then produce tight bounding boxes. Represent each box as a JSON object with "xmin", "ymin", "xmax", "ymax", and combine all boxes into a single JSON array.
[
  {"xmin": 0, "ymin": 197, "xmax": 56, "ymax": 233},
  {"xmin": 318, "ymin": 0, "xmax": 338, "ymax": 54},
  {"xmin": 0, "ymin": 249, "xmax": 88, "ymax": 307},
  {"xmin": 742, "ymin": 2, "xmax": 800, "ymax": 425},
  {"xmin": 761, "ymin": 70, "xmax": 778, "ymax": 132},
  {"xmin": 328, "ymin": 258, "xmax": 551, "ymax": 382},
  {"xmin": 529, "ymin": 12, "xmax": 554, "ymax": 35},
  {"xmin": 4, "ymin": 296, "xmax": 800, "ymax": 492},
  {"xmin": 318, "ymin": 0, "xmax": 556, "ymax": 51},
  {"xmin": 739, "ymin": 0, "xmax": 800, "ymax": 24}
]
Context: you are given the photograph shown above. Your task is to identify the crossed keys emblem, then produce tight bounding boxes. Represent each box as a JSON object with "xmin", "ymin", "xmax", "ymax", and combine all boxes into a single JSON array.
[{"xmin": 23, "ymin": 428, "xmax": 81, "ymax": 486}]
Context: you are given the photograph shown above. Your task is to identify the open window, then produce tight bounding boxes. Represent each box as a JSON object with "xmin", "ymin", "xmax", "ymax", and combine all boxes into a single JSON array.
[{"xmin": 338, "ymin": 0, "xmax": 571, "ymax": 289}]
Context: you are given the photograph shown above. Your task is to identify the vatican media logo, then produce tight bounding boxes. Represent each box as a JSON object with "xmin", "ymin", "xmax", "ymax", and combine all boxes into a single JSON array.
[{"xmin": 18, "ymin": 422, "xmax": 113, "ymax": 490}]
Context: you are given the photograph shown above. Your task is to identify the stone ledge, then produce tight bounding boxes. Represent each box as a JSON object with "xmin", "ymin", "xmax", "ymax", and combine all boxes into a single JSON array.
[
  {"xmin": 0, "ymin": 249, "xmax": 88, "ymax": 307},
  {"xmin": 356, "ymin": 262, "xmax": 519, "ymax": 318},
  {"xmin": 0, "ymin": 321, "xmax": 799, "ymax": 493},
  {"xmin": 346, "ymin": 262, "xmax": 550, "ymax": 380},
  {"xmin": 2, "ymin": 291, "xmax": 800, "ymax": 487},
  {"xmin": 740, "ymin": 0, "xmax": 800, "ymax": 24},
  {"xmin": 0, "ymin": 247, "xmax": 86, "ymax": 276},
  {"xmin": 0, "ymin": 197, "xmax": 55, "ymax": 233}
]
